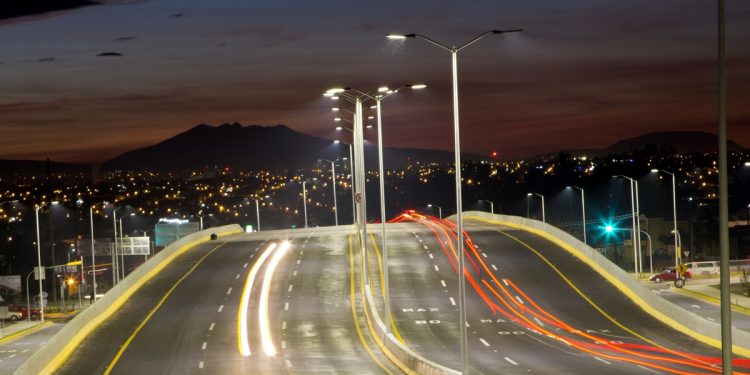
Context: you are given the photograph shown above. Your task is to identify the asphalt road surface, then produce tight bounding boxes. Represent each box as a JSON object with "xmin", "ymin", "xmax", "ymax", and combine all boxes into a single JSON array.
[
  {"xmin": 52, "ymin": 218, "xmax": 748, "ymax": 374},
  {"xmin": 56, "ymin": 229, "xmax": 398, "ymax": 375}
]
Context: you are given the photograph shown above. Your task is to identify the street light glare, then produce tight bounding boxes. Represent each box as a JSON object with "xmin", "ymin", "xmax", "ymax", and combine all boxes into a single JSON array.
[
  {"xmin": 377, "ymin": 86, "xmax": 389, "ymax": 92},
  {"xmin": 333, "ymin": 140, "xmax": 340, "ymax": 144},
  {"xmin": 650, "ymin": 169, "xmax": 659, "ymax": 173},
  {"xmin": 386, "ymin": 34, "xmax": 407, "ymax": 40},
  {"xmin": 334, "ymin": 118, "xmax": 342, "ymax": 122},
  {"xmin": 335, "ymin": 126, "xmax": 343, "ymax": 130},
  {"xmin": 326, "ymin": 88, "xmax": 346, "ymax": 94},
  {"xmin": 410, "ymin": 84, "xmax": 427, "ymax": 90},
  {"xmin": 331, "ymin": 107, "xmax": 340, "ymax": 112}
]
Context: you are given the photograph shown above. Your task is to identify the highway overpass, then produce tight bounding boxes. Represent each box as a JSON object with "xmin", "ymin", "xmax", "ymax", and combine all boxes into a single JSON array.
[{"xmin": 16, "ymin": 213, "xmax": 750, "ymax": 374}]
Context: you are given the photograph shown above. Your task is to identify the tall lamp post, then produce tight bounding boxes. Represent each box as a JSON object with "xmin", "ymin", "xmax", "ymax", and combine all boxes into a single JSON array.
[
  {"xmin": 479, "ymin": 200, "xmax": 494, "ymax": 215},
  {"xmin": 651, "ymin": 169, "xmax": 679, "ymax": 271},
  {"xmin": 428, "ymin": 204, "xmax": 442, "ymax": 220},
  {"xmin": 568, "ymin": 186, "xmax": 587, "ymax": 245},
  {"xmin": 34, "ymin": 204, "xmax": 46, "ymax": 323},
  {"xmin": 302, "ymin": 180, "xmax": 309, "ymax": 228},
  {"xmin": 334, "ymin": 139, "xmax": 356, "ymax": 225},
  {"xmin": 527, "ymin": 193, "xmax": 545, "ymax": 223},
  {"xmin": 614, "ymin": 176, "xmax": 641, "ymax": 277},
  {"xmin": 89, "ymin": 202, "xmax": 108, "ymax": 301},
  {"xmin": 388, "ymin": 28, "xmax": 521, "ymax": 374},
  {"xmin": 320, "ymin": 159, "xmax": 339, "ymax": 226},
  {"xmin": 112, "ymin": 206, "xmax": 127, "ymax": 285}
]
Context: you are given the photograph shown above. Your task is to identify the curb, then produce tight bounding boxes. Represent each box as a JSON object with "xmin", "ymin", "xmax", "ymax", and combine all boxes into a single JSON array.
[
  {"xmin": 673, "ymin": 287, "xmax": 750, "ymax": 316},
  {"xmin": 0, "ymin": 322, "xmax": 52, "ymax": 345}
]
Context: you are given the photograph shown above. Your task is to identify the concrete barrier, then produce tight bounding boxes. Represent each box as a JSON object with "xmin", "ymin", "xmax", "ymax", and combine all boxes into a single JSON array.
[
  {"xmin": 354, "ymin": 226, "xmax": 460, "ymax": 375},
  {"xmin": 460, "ymin": 211, "xmax": 750, "ymax": 357},
  {"xmin": 15, "ymin": 224, "xmax": 243, "ymax": 375}
]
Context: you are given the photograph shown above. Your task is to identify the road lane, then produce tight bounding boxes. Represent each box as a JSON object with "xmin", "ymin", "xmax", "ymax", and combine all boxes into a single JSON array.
[{"xmin": 56, "ymin": 231, "xmax": 395, "ymax": 374}]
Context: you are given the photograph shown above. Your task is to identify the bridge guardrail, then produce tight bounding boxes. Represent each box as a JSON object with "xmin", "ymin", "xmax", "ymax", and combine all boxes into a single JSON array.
[
  {"xmin": 460, "ymin": 211, "xmax": 750, "ymax": 357},
  {"xmin": 15, "ymin": 224, "xmax": 243, "ymax": 375}
]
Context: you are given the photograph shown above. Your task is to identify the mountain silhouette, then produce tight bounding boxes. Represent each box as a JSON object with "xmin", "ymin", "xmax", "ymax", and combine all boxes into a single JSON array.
[
  {"xmin": 604, "ymin": 131, "xmax": 746, "ymax": 154},
  {"xmin": 102, "ymin": 123, "xmax": 464, "ymax": 172}
]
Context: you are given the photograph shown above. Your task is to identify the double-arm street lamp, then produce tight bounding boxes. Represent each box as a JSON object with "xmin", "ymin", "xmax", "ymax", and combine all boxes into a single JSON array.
[
  {"xmin": 567, "ymin": 186, "xmax": 587, "ymax": 245},
  {"xmin": 651, "ymin": 169, "xmax": 679, "ymax": 270},
  {"xmin": 301, "ymin": 179, "xmax": 316, "ymax": 228},
  {"xmin": 387, "ymin": 28, "xmax": 521, "ymax": 374},
  {"xmin": 527, "ymin": 193, "xmax": 546, "ymax": 223}
]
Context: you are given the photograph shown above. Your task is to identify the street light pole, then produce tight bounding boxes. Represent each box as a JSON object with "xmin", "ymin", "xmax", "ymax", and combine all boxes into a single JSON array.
[
  {"xmin": 89, "ymin": 202, "xmax": 106, "ymax": 302},
  {"xmin": 569, "ymin": 186, "xmax": 587, "ymax": 245},
  {"xmin": 302, "ymin": 181, "xmax": 308, "ymax": 228},
  {"xmin": 34, "ymin": 206, "xmax": 45, "ymax": 323},
  {"xmin": 255, "ymin": 199, "xmax": 261, "ymax": 231},
  {"xmin": 428, "ymin": 204, "xmax": 442, "ymax": 220},
  {"xmin": 320, "ymin": 160, "xmax": 339, "ymax": 226},
  {"xmin": 652, "ymin": 169, "xmax": 679, "ymax": 271},
  {"xmin": 479, "ymin": 200, "xmax": 494, "ymax": 215},
  {"xmin": 388, "ymin": 28, "xmax": 521, "ymax": 374},
  {"xmin": 527, "ymin": 193, "xmax": 545, "ymax": 223},
  {"xmin": 614, "ymin": 176, "xmax": 639, "ymax": 277}
]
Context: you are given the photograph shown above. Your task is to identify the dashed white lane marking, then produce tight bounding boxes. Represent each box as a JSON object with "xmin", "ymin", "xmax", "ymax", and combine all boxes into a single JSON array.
[
  {"xmin": 515, "ymin": 296, "xmax": 524, "ymax": 305},
  {"xmin": 502, "ymin": 279, "xmax": 510, "ymax": 286},
  {"xmin": 534, "ymin": 317, "xmax": 545, "ymax": 327},
  {"xmin": 423, "ymin": 245, "xmax": 428, "ymax": 250},
  {"xmin": 481, "ymin": 252, "xmax": 488, "ymax": 258},
  {"xmin": 227, "ymin": 287, "xmax": 232, "ymax": 295},
  {"xmin": 21, "ymin": 349, "xmax": 28, "ymax": 353},
  {"xmin": 288, "ymin": 284, "xmax": 293, "ymax": 292},
  {"xmin": 300, "ymin": 250, "xmax": 304, "ymax": 255},
  {"xmin": 199, "ymin": 361, "xmax": 204, "ymax": 369},
  {"xmin": 202, "ymin": 342, "xmax": 207, "ymax": 350},
  {"xmin": 692, "ymin": 304, "xmax": 701, "ymax": 309},
  {"xmin": 504, "ymin": 357, "xmax": 518, "ymax": 366},
  {"xmin": 218, "ymin": 305, "xmax": 224, "ymax": 312},
  {"xmin": 429, "ymin": 253, "xmax": 434, "ymax": 259},
  {"xmin": 491, "ymin": 264, "xmax": 498, "ymax": 271},
  {"xmin": 285, "ymin": 359, "xmax": 293, "ymax": 368},
  {"xmin": 297, "ymin": 259, "xmax": 301, "ymax": 265},
  {"xmin": 441, "ymin": 280, "xmax": 447, "ymax": 287},
  {"xmin": 434, "ymin": 265, "xmax": 440, "ymax": 272},
  {"xmin": 235, "ymin": 273, "xmax": 241, "ymax": 280},
  {"xmin": 293, "ymin": 270, "xmax": 298, "ymax": 277},
  {"xmin": 450, "ymin": 297, "xmax": 456, "ymax": 306},
  {"xmin": 707, "ymin": 317, "xmax": 716, "ymax": 322},
  {"xmin": 479, "ymin": 338, "xmax": 490, "ymax": 347},
  {"xmin": 594, "ymin": 356, "xmax": 611, "ymax": 365},
  {"xmin": 243, "ymin": 263, "xmax": 248, "ymax": 268},
  {"xmin": 209, "ymin": 322, "xmax": 215, "ymax": 331},
  {"xmin": 281, "ymin": 340, "xmax": 286, "ymax": 349},
  {"xmin": 282, "ymin": 321, "xmax": 287, "ymax": 330},
  {"xmin": 284, "ymin": 302, "xmax": 290, "ymax": 311},
  {"xmin": 637, "ymin": 364, "xmax": 660, "ymax": 373}
]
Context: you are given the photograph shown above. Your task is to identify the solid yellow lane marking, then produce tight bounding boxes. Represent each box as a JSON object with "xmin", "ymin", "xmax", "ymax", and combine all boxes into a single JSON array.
[
  {"xmin": 348, "ymin": 234, "xmax": 394, "ymax": 375},
  {"xmin": 0, "ymin": 322, "xmax": 52, "ymax": 345},
  {"xmin": 104, "ymin": 243, "xmax": 226, "ymax": 374},
  {"xmin": 468, "ymin": 216, "xmax": 750, "ymax": 358},
  {"xmin": 368, "ymin": 233, "xmax": 406, "ymax": 344}
]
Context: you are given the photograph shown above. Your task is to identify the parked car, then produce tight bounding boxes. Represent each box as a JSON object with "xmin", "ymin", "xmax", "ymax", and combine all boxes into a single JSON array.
[
  {"xmin": 0, "ymin": 308, "xmax": 23, "ymax": 321},
  {"xmin": 686, "ymin": 261, "xmax": 720, "ymax": 276},
  {"xmin": 649, "ymin": 267, "xmax": 692, "ymax": 283},
  {"xmin": 8, "ymin": 306, "xmax": 41, "ymax": 320}
]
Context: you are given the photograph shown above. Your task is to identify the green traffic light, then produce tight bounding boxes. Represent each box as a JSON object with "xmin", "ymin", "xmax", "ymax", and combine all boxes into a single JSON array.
[{"xmin": 605, "ymin": 225, "xmax": 614, "ymax": 233}]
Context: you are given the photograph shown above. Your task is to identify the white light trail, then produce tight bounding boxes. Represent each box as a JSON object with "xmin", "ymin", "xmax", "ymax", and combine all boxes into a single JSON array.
[
  {"xmin": 237, "ymin": 242, "xmax": 278, "ymax": 357},
  {"xmin": 259, "ymin": 241, "xmax": 291, "ymax": 357}
]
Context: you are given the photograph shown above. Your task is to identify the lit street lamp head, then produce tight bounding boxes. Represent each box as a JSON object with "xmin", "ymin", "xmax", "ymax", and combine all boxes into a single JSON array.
[{"xmin": 385, "ymin": 33, "xmax": 415, "ymax": 40}]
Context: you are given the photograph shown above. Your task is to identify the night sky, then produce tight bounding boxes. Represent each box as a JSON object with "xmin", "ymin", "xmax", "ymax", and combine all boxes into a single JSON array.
[{"xmin": 1, "ymin": 0, "xmax": 749, "ymax": 163}]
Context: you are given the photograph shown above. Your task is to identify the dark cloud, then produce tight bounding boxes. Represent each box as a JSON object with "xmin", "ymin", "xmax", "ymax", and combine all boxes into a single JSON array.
[
  {"xmin": 171, "ymin": 13, "xmax": 184, "ymax": 18},
  {"xmin": 115, "ymin": 36, "xmax": 137, "ymax": 41},
  {"xmin": 37, "ymin": 57, "xmax": 57, "ymax": 62},
  {"xmin": 96, "ymin": 52, "xmax": 123, "ymax": 56}
]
